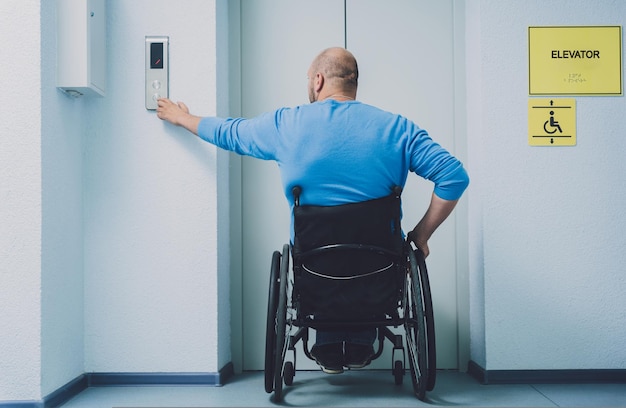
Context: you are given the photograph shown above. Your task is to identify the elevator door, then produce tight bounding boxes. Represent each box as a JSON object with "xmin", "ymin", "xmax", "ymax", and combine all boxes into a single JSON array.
[{"xmin": 240, "ymin": 0, "xmax": 461, "ymax": 370}]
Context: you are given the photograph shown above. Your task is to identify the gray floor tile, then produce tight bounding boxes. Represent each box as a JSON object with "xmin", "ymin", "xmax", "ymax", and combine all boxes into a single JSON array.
[
  {"xmin": 532, "ymin": 383, "xmax": 626, "ymax": 407},
  {"xmin": 58, "ymin": 370, "xmax": 624, "ymax": 408}
]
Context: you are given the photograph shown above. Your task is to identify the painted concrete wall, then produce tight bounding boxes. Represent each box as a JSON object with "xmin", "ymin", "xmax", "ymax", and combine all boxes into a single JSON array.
[
  {"xmin": 0, "ymin": 0, "xmax": 43, "ymax": 401},
  {"xmin": 40, "ymin": 0, "xmax": 86, "ymax": 397},
  {"xmin": 83, "ymin": 0, "xmax": 230, "ymax": 373},
  {"xmin": 467, "ymin": 0, "xmax": 626, "ymax": 370},
  {"xmin": 1, "ymin": 0, "xmax": 230, "ymax": 401}
]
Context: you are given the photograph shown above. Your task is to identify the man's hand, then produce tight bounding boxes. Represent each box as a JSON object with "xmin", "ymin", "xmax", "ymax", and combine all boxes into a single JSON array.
[
  {"xmin": 156, "ymin": 98, "xmax": 201, "ymax": 135},
  {"xmin": 156, "ymin": 98, "xmax": 189, "ymax": 125},
  {"xmin": 407, "ymin": 229, "xmax": 430, "ymax": 258}
]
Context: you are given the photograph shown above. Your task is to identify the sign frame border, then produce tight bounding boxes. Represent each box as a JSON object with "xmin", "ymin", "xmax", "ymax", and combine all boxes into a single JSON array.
[{"xmin": 528, "ymin": 25, "xmax": 623, "ymax": 96}]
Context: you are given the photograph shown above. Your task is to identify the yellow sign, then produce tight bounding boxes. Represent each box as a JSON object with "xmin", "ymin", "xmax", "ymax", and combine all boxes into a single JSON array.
[
  {"xmin": 528, "ymin": 99, "xmax": 576, "ymax": 146},
  {"xmin": 529, "ymin": 26, "xmax": 622, "ymax": 95}
]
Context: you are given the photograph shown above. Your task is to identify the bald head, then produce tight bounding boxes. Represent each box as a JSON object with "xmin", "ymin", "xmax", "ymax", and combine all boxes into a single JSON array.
[{"xmin": 308, "ymin": 47, "xmax": 359, "ymax": 102}]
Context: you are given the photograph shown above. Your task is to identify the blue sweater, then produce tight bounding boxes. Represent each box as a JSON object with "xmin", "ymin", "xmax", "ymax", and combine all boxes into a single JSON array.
[{"xmin": 198, "ymin": 99, "xmax": 468, "ymax": 208}]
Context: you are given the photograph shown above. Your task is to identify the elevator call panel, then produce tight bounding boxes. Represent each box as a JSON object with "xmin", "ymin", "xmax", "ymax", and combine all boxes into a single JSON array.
[{"xmin": 145, "ymin": 36, "xmax": 169, "ymax": 110}]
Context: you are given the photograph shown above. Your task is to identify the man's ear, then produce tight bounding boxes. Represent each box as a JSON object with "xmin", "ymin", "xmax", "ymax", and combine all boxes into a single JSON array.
[{"xmin": 315, "ymin": 73, "xmax": 324, "ymax": 94}]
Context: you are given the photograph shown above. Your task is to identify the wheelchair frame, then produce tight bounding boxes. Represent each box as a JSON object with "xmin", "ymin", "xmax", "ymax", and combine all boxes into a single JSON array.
[{"xmin": 264, "ymin": 188, "xmax": 437, "ymax": 402}]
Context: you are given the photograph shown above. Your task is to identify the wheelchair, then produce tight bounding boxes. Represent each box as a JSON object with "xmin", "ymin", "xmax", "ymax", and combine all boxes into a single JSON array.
[{"xmin": 264, "ymin": 186, "xmax": 436, "ymax": 402}]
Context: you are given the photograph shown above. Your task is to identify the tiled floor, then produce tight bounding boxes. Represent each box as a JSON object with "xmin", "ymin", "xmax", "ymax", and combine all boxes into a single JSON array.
[{"xmin": 59, "ymin": 370, "xmax": 626, "ymax": 407}]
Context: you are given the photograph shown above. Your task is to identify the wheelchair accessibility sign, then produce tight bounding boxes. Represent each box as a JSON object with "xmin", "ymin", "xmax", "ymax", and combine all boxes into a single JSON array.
[{"xmin": 528, "ymin": 98, "xmax": 576, "ymax": 146}]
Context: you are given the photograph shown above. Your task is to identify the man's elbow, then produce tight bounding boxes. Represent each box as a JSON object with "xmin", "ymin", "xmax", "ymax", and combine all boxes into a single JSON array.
[{"xmin": 435, "ymin": 165, "xmax": 469, "ymax": 201}]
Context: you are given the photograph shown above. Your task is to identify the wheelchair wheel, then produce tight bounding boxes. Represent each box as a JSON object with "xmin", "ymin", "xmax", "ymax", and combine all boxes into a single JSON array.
[
  {"xmin": 272, "ymin": 244, "xmax": 290, "ymax": 402},
  {"xmin": 414, "ymin": 248, "xmax": 437, "ymax": 391},
  {"xmin": 393, "ymin": 360, "xmax": 404, "ymax": 385},
  {"xmin": 264, "ymin": 250, "xmax": 281, "ymax": 394},
  {"xmin": 283, "ymin": 361, "xmax": 295, "ymax": 386},
  {"xmin": 406, "ymin": 248, "xmax": 428, "ymax": 401}
]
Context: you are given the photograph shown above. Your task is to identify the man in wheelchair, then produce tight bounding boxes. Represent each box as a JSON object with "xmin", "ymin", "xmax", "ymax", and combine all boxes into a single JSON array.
[{"xmin": 157, "ymin": 47, "xmax": 469, "ymax": 375}]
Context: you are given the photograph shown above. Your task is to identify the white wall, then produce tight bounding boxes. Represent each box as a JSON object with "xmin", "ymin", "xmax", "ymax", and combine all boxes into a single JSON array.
[
  {"xmin": 467, "ymin": 0, "xmax": 626, "ymax": 370},
  {"xmin": 1, "ymin": 1, "xmax": 231, "ymax": 401},
  {"xmin": 0, "ymin": 0, "xmax": 43, "ymax": 401},
  {"xmin": 2, "ymin": 0, "xmax": 91, "ymax": 399},
  {"xmin": 40, "ymin": 0, "xmax": 86, "ymax": 397},
  {"xmin": 83, "ymin": 0, "xmax": 230, "ymax": 373}
]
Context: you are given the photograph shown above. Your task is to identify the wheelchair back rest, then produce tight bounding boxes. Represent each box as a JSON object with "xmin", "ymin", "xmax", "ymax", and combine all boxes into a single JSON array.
[
  {"xmin": 293, "ymin": 190, "xmax": 404, "ymax": 277},
  {"xmin": 291, "ymin": 188, "xmax": 405, "ymax": 320}
]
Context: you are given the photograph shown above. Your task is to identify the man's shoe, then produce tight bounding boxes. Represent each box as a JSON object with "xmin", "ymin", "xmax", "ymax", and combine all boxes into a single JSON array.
[
  {"xmin": 310, "ymin": 343, "xmax": 344, "ymax": 374},
  {"xmin": 344, "ymin": 343, "xmax": 375, "ymax": 369}
]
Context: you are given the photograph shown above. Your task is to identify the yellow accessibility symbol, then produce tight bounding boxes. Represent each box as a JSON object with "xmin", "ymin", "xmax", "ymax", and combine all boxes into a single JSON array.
[{"xmin": 528, "ymin": 98, "xmax": 576, "ymax": 146}]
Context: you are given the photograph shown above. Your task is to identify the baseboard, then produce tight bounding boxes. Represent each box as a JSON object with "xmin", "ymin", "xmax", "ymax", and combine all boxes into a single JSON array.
[
  {"xmin": 468, "ymin": 360, "xmax": 626, "ymax": 385},
  {"xmin": 0, "ymin": 402, "xmax": 43, "ymax": 408},
  {"xmin": 43, "ymin": 374, "xmax": 89, "ymax": 408},
  {"xmin": 88, "ymin": 372, "xmax": 217, "ymax": 387},
  {"xmin": 89, "ymin": 362, "xmax": 235, "ymax": 387},
  {"xmin": 0, "ymin": 362, "xmax": 234, "ymax": 408}
]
